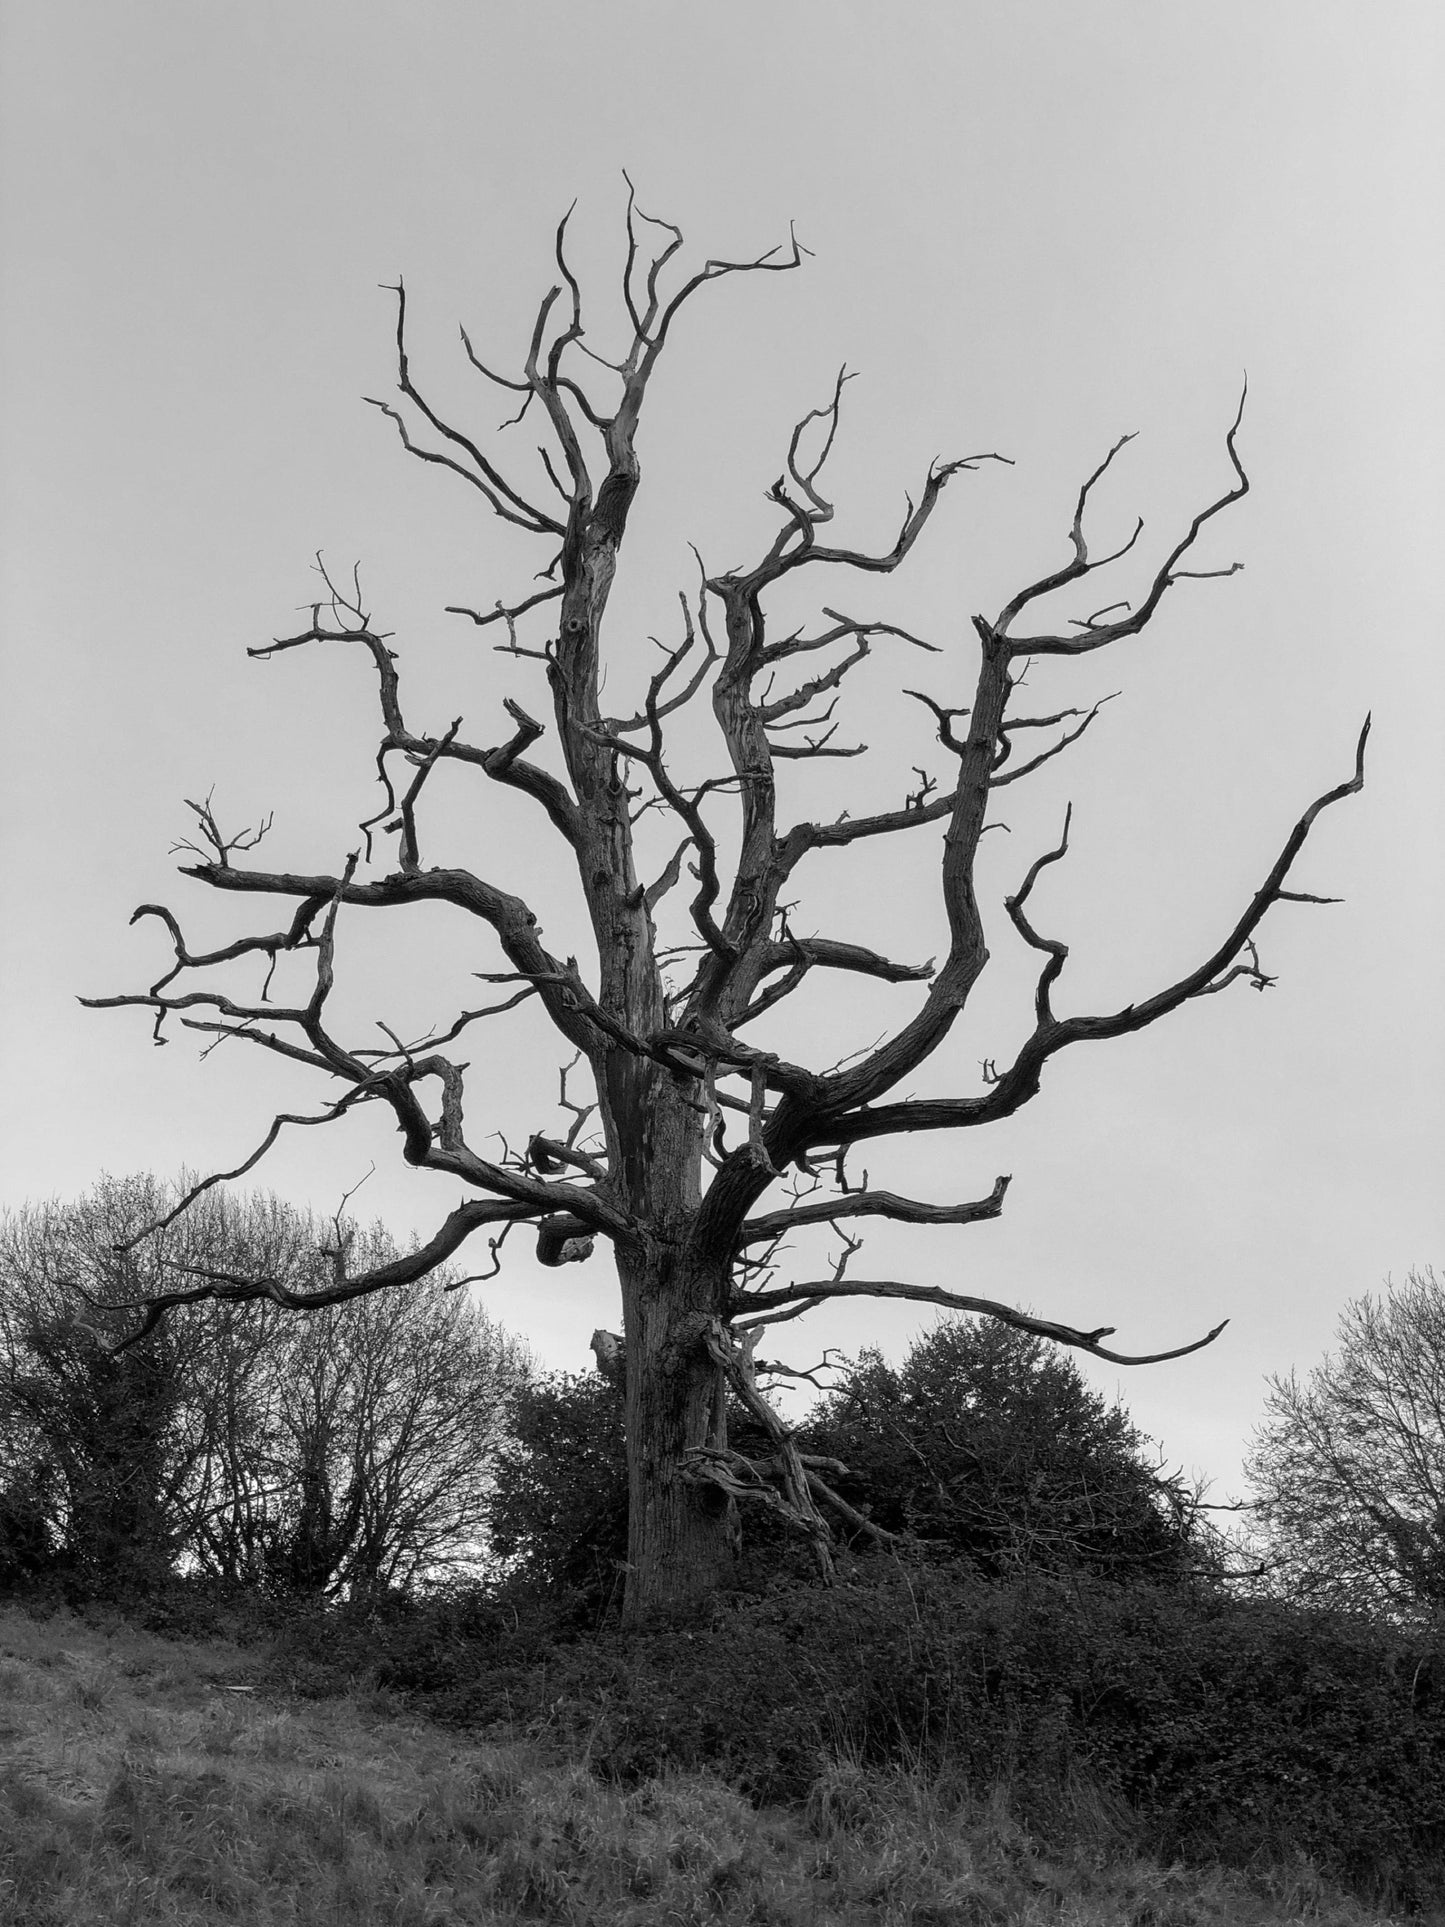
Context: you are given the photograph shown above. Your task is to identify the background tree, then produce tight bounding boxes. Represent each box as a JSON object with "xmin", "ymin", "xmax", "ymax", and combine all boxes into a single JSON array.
[
  {"xmin": 803, "ymin": 1318, "xmax": 1194, "ymax": 1579},
  {"xmin": 1246, "ymin": 1267, "xmax": 1445, "ymax": 1622},
  {"xmin": 241, "ymin": 1252, "xmax": 528, "ymax": 1601},
  {"xmin": 86, "ymin": 195, "xmax": 1368, "ymax": 1622},
  {"xmin": 0, "ymin": 1176, "xmax": 525, "ymax": 1599},
  {"xmin": 0, "ymin": 1176, "xmax": 258, "ymax": 1594}
]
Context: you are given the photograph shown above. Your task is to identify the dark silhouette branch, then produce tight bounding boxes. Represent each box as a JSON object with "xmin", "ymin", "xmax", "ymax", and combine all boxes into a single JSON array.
[
  {"xmin": 811, "ymin": 715, "xmax": 1370, "ymax": 1153},
  {"xmin": 733, "ymin": 1277, "xmax": 1229, "ymax": 1369},
  {"xmin": 367, "ymin": 278, "xmax": 564, "ymax": 536},
  {"xmin": 739, "ymin": 1174, "xmax": 1011, "ymax": 1246},
  {"xmin": 994, "ymin": 386, "xmax": 1248, "ymax": 654},
  {"xmin": 102, "ymin": 1198, "xmax": 544, "ymax": 1351}
]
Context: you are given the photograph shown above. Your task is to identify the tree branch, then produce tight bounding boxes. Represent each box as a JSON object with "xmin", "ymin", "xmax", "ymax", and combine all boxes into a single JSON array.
[
  {"xmin": 814, "ymin": 715, "xmax": 1370, "ymax": 1151},
  {"xmin": 739, "ymin": 1173, "xmax": 1010, "ymax": 1246},
  {"xmin": 991, "ymin": 694, "xmax": 1117, "ymax": 786},
  {"xmin": 368, "ymin": 279, "xmax": 565, "ymax": 537},
  {"xmin": 995, "ymin": 387, "xmax": 1248, "ymax": 655},
  {"xmin": 105, "ymin": 1198, "xmax": 544, "ymax": 1351},
  {"xmin": 733, "ymin": 1277, "xmax": 1229, "ymax": 1368},
  {"xmin": 253, "ymin": 563, "xmax": 581, "ymax": 851}
]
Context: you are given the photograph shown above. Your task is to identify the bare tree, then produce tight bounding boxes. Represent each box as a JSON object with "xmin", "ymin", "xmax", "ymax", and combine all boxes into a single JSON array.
[
  {"xmin": 241, "ymin": 1250, "xmax": 527, "ymax": 1600},
  {"xmin": 0, "ymin": 1176, "xmax": 308, "ymax": 1591},
  {"xmin": 87, "ymin": 193, "xmax": 1367, "ymax": 1620},
  {"xmin": 1247, "ymin": 1268, "xmax": 1445, "ymax": 1622},
  {"xmin": 0, "ymin": 1177, "xmax": 523, "ymax": 1597}
]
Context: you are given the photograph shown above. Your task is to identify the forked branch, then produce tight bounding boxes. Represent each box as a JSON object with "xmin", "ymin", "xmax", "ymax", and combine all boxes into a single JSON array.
[
  {"xmin": 812, "ymin": 715, "xmax": 1370, "ymax": 1154},
  {"xmin": 994, "ymin": 387, "xmax": 1248, "ymax": 655}
]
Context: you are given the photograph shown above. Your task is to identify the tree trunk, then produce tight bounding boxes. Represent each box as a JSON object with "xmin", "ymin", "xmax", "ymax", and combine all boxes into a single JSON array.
[{"xmin": 617, "ymin": 1239, "xmax": 735, "ymax": 1622}]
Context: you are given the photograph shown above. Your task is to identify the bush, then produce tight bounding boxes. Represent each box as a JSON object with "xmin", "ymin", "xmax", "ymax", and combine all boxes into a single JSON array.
[
  {"xmin": 485, "ymin": 1370, "xmax": 629, "ymax": 1618},
  {"xmin": 0, "ymin": 1465, "xmax": 59, "ymax": 1592},
  {"xmin": 229, "ymin": 1548, "xmax": 1445, "ymax": 1905},
  {"xmin": 347, "ymin": 1559, "xmax": 1444, "ymax": 1899},
  {"xmin": 483, "ymin": 1316, "xmax": 1200, "ymax": 1632},
  {"xmin": 803, "ymin": 1319, "xmax": 1195, "ymax": 1580},
  {"xmin": 260, "ymin": 1571, "xmax": 587, "ymax": 1713},
  {"xmin": 1063, "ymin": 1584, "xmax": 1445, "ymax": 1895}
]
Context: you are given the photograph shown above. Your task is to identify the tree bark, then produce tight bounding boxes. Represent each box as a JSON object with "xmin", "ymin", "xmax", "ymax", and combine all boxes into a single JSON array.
[
  {"xmin": 618, "ymin": 1239, "xmax": 735, "ymax": 1620},
  {"xmin": 600, "ymin": 1039, "xmax": 739, "ymax": 1621}
]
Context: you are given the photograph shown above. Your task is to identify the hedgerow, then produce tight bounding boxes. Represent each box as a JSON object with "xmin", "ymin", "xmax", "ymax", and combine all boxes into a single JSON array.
[{"xmin": 272, "ymin": 1560, "xmax": 1445, "ymax": 1904}]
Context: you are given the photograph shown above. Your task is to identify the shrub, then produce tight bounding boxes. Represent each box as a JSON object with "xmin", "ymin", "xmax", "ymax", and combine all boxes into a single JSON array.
[
  {"xmin": 0, "ymin": 1464, "xmax": 59, "ymax": 1591},
  {"xmin": 803, "ymin": 1319, "xmax": 1196, "ymax": 1580},
  {"xmin": 241, "ymin": 1552, "xmax": 1445, "ymax": 1903},
  {"xmin": 400, "ymin": 1560, "xmax": 1445, "ymax": 1896},
  {"xmin": 485, "ymin": 1370, "xmax": 629, "ymax": 1618}
]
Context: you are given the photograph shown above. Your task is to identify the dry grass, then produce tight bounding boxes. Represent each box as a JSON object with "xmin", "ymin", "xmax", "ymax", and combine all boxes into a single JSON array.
[{"xmin": 0, "ymin": 1602, "xmax": 1423, "ymax": 1926}]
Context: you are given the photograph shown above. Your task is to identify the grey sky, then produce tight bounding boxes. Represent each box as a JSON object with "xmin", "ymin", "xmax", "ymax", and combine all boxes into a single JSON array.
[{"xmin": 1, "ymin": 1, "xmax": 1440, "ymax": 1497}]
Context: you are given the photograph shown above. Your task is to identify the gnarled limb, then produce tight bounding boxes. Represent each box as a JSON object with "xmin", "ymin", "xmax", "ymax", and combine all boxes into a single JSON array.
[
  {"xmin": 991, "ymin": 694, "xmax": 1117, "ymax": 786},
  {"xmin": 810, "ymin": 715, "xmax": 1370, "ymax": 1157},
  {"xmin": 739, "ymin": 1174, "xmax": 1011, "ymax": 1246},
  {"xmin": 733, "ymin": 1276, "xmax": 1229, "ymax": 1369},
  {"xmin": 737, "ymin": 935, "xmax": 934, "ymax": 1028},
  {"xmin": 367, "ymin": 279, "xmax": 564, "ymax": 537},
  {"xmin": 95, "ymin": 1197, "xmax": 544, "ymax": 1351},
  {"xmin": 695, "ymin": 1317, "xmax": 834, "ymax": 1577},
  {"xmin": 253, "ymin": 560, "xmax": 582, "ymax": 851},
  {"xmin": 994, "ymin": 388, "xmax": 1247, "ymax": 653}
]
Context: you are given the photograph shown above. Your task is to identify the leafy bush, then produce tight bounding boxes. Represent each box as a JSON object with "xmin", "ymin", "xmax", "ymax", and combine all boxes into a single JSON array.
[
  {"xmin": 1060, "ymin": 1584, "xmax": 1445, "ymax": 1895},
  {"xmin": 331, "ymin": 1559, "xmax": 1443, "ymax": 1898},
  {"xmin": 484, "ymin": 1316, "xmax": 1199, "ymax": 1625},
  {"xmin": 0, "ymin": 1463, "xmax": 60, "ymax": 1591},
  {"xmin": 0, "ymin": 1312, "xmax": 182, "ymax": 1600},
  {"xmin": 227, "ymin": 1545, "xmax": 1445, "ymax": 1907},
  {"xmin": 802, "ymin": 1319, "xmax": 1195, "ymax": 1580}
]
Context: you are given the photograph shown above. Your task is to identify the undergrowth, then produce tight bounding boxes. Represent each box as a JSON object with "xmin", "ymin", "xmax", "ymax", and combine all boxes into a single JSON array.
[
  {"xmin": 260, "ymin": 1560, "xmax": 1445, "ymax": 1906},
  {"xmin": 1, "ymin": 1598, "xmax": 1436, "ymax": 1926}
]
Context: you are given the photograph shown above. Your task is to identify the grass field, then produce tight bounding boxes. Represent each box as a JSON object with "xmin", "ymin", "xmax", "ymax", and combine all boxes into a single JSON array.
[{"xmin": 0, "ymin": 1601, "xmax": 1426, "ymax": 1926}]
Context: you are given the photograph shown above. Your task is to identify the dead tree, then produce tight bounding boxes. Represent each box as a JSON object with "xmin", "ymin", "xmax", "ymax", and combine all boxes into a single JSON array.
[{"xmin": 86, "ymin": 191, "xmax": 1367, "ymax": 1620}]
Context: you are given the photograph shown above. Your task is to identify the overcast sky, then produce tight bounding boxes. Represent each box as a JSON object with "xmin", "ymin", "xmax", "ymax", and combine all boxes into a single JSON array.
[{"xmin": 2, "ymin": 1, "xmax": 1441, "ymax": 1499}]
